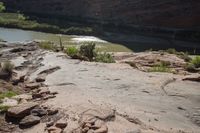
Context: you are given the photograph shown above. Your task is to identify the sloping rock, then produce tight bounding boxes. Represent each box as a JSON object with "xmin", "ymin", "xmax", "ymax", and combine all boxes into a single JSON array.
[
  {"xmin": 38, "ymin": 66, "xmax": 61, "ymax": 75},
  {"xmin": 7, "ymin": 102, "xmax": 38, "ymax": 118},
  {"xmin": 19, "ymin": 115, "xmax": 40, "ymax": 127}
]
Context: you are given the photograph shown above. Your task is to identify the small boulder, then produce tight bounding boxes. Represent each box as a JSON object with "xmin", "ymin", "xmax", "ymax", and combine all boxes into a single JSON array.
[
  {"xmin": 93, "ymin": 124, "xmax": 108, "ymax": 133},
  {"xmin": 31, "ymin": 108, "xmax": 47, "ymax": 117},
  {"xmin": 19, "ymin": 115, "xmax": 40, "ymax": 127},
  {"xmin": 35, "ymin": 76, "xmax": 46, "ymax": 82},
  {"xmin": 47, "ymin": 109, "xmax": 58, "ymax": 115},
  {"xmin": 25, "ymin": 83, "xmax": 40, "ymax": 90},
  {"xmin": 46, "ymin": 121, "xmax": 54, "ymax": 127},
  {"xmin": 47, "ymin": 126, "xmax": 62, "ymax": 133},
  {"xmin": 39, "ymin": 87, "xmax": 50, "ymax": 95},
  {"xmin": 7, "ymin": 102, "xmax": 38, "ymax": 118},
  {"xmin": 55, "ymin": 119, "xmax": 68, "ymax": 129}
]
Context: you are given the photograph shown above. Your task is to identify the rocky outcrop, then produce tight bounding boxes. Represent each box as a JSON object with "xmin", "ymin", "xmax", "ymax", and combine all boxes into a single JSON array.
[{"xmin": 2, "ymin": 0, "xmax": 200, "ymax": 29}]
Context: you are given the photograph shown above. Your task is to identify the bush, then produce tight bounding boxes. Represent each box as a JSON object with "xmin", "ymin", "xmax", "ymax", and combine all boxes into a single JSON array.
[
  {"xmin": 79, "ymin": 42, "xmax": 96, "ymax": 61},
  {"xmin": 149, "ymin": 62, "xmax": 171, "ymax": 73},
  {"xmin": 185, "ymin": 63, "xmax": 197, "ymax": 72},
  {"xmin": 165, "ymin": 48, "xmax": 191, "ymax": 62},
  {"xmin": 65, "ymin": 46, "xmax": 79, "ymax": 57},
  {"xmin": 191, "ymin": 56, "xmax": 200, "ymax": 68},
  {"xmin": 1, "ymin": 61, "xmax": 14, "ymax": 75},
  {"xmin": 95, "ymin": 53, "xmax": 115, "ymax": 63},
  {"xmin": 38, "ymin": 41, "xmax": 57, "ymax": 51},
  {"xmin": 166, "ymin": 48, "xmax": 177, "ymax": 54},
  {"xmin": 0, "ymin": 2, "xmax": 5, "ymax": 13}
]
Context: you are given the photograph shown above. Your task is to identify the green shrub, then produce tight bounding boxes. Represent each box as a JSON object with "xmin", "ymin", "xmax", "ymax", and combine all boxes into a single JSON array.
[
  {"xmin": 0, "ymin": 105, "xmax": 10, "ymax": 113},
  {"xmin": 149, "ymin": 62, "xmax": 171, "ymax": 73},
  {"xmin": 0, "ymin": 91, "xmax": 17, "ymax": 100},
  {"xmin": 65, "ymin": 46, "xmax": 79, "ymax": 57},
  {"xmin": 80, "ymin": 42, "xmax": 96, "ymax": 61},
  {"xmin": 185, "ymin": 63, "xmax": 197, "ymax": 72},
  {"xmin": 166, "ymin": 48, "xmax": 177, "ymax": 54},
  {"xmin": 0, "ymin": 2, "xmax": 5, "ymax": 13},
  {"xmin": 191, "ymin": 56, "xmax": 200, "ymax": 68},
  {"xmin": 149, "ymin": 66, "xmax": 171, "ymax": 73},
  {"xmin": 38, "ymin": 41, "xmax": 57, "ymax": 51},
  {"xmin": 95, "ymin": 53, "xmax": 115, "ymax": 63},
  {"xmin": 1, "ymin": 61, "xmax": 14, "ymax": 75}
]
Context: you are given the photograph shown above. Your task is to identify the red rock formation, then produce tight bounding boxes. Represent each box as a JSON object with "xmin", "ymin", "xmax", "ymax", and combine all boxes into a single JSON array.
[{"xmin": 2, "ymin": 0, "xmax": 200, "ymax": 28}]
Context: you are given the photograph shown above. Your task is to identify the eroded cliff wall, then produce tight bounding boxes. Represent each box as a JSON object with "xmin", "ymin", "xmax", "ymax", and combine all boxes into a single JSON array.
[{"xmin": 1, "ymin": 0, "xmax": 200, "ymax": 29}]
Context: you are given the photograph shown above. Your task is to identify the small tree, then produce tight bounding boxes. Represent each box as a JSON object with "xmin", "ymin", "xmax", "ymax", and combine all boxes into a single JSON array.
[{"xmin": 0, "ymin": 2, "xmax": 5, "ymax": 13}]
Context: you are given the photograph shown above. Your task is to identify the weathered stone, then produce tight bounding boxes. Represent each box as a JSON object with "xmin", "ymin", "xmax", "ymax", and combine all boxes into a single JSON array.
[
  {"xmin": 13, "ymin": 94, "xmax": 32, "ymax": 101},
  {"xmin": 50, "ymin": 91, "xmax": 59, "ymax": 95},
  {"xmin": 93, "ymin": 124, "xmax": 108, "ymax": 133},
  {"xmin": 126, "ymin": 129, "xmax": 141, "ymax": 133},
  {"xmin": 47, "ymin": 126, "xmax": 62, "ymax": 133},
  {"xmin": 39, "ymin": 87, "xmax": 50, "ymax": 95},
  {"xmin": 35, "ymin": 76, "xmax": 46, "ymax": 82},
  {"xmin": 25, "ymin": 83, "xmax": 40, "ymax": 90},
  {"xmin": 47, "ymin": 109, "xmax": 59, "ymax": 115},
  {"xmin": 55, "ymin": 119, "xmax": 68, "ymax": 129},
  {"xmin": 19, "ymin": 115, "xmax": 40, "ymax": 127},
  {"xmin": 7, "ymin": 102, "xmax": 38, "ymax": 118},
  {"xmin": 31, "ymin": 108, "xmax": 47, "ymax": 117},
  {"xmin": 44, "ymin": 95, "xmax": 56, "ymax": 100},
  {"xmin": 82, "ymin": 127, "xmax": 90, "ymax": 133},
  {"xmin": 46, "ymin": 121, "xmax": 54, "ymax": 127},
  {"xmin": 38, "ymin": 66, "xmax": 61, "ymax": 75},
  {"xmin": 32, "ymin": 93, "xmax": 43, "ymax": 99},
  {"xmin": 93, "ymin": 120, "xmax": 105, "ymax": 129},
  {"xmin": 10, "ymin": 47, "xmax": 25, "ymax": 53},
  {"xmin": 87, "ymin": 130, "xmax": 95, "ymax": 133},
  {"xmin": 0, "ymin": 71, "xmax": 10, "ymax": 80}
]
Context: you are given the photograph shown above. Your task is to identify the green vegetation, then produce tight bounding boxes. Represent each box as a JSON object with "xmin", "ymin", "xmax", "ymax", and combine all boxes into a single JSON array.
[
  {"xmin": 38, "ymin": 41, "xmax": 57, "ymax": 51},
  {"xmin": 191, "ymin": 56, "xmax": 200, "ymax": 68},
  {"xmin": 149, "ymin": 61, "xmax": 171, "ymax": 73},
  {"xmin": 185, "ymin": 56, "xmax": 200, "ymax": 72},
  {"xmin": 0, "ymin": 2, "xmax": 5, "ymax": 13},
  {"xmin": 65, "ymin": 46, "xmax": 79, "ymax": 57},
  {"xmin": 1, "ymin": 61, "xmax": 14, "ymax": 75},
  {"xmin": 0, "ymin": 13, "xmax": 95, "ymax": 35},
  {"xmin": 79, "ymin": 42, "xmax": 96, "ymax": 61},
  {"xmin": 65, "ymin": 43, "xmax": 115, "ymax": 63},
  {"xmin": 0, "ymin": 91, "xmax": 17, "ymax": 100},
  {"xmin": 164, "ymin": 48, "xmax": 191, "ymax": 62},
  {"xmin": 95, "ymin": 53, "xmax": 115, "ymax": 63},
  {"xmin": 0, "ymin": 105, "xmax": 10, "ymax": 113}
]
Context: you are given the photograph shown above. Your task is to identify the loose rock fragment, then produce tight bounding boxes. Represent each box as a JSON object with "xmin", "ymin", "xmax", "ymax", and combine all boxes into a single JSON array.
[
  {"xmin": 55, "ymin": 119, "xmax": 68, "ymax": 129},
  {"xmin": 19, "ymin": 115, "xmax": 40, "ymax": 127}
]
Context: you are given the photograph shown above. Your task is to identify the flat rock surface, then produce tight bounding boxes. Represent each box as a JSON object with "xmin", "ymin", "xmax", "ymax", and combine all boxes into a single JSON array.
[
  {"xmin": 15, "ymin": 51, "xmax": 200, "ymax": 133},
  {"xmin": 7, "ymin": 102, "xmax": 38, "ymax": 118}
]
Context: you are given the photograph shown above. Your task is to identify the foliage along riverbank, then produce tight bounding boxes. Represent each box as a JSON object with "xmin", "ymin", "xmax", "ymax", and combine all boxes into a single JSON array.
[{"xmin": 0, "ymin": 13, "xmax": 96, "ymax": 35}]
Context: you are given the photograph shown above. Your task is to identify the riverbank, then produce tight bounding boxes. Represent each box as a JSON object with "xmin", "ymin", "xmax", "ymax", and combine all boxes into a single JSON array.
[
  {"xmin": 0, "ymin": 41, "xmax": 200, "ymax": 132},
  {"xmin": 0, "ymin": 13, "xmax": 96, "ymax": 35}
]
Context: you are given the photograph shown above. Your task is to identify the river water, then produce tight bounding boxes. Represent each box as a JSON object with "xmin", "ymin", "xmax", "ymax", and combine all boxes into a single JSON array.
[{"xmin": 0, "ymin": 27, "xmax": 199, "ymax": 53}]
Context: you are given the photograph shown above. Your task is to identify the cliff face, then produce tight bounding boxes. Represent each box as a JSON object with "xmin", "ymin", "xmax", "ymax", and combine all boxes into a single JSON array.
[{"xmin": 1, "ymin": 0, "xmax": 200, "ymax": 29}]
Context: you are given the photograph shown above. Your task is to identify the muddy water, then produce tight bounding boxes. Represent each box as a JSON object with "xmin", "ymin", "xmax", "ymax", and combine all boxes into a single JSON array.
[
  {"xmin": 0, "ymin": 27, "xmax": 132, "ymax": 52},
  {"xmin": 0, "ymin": 27, "xmax": 199, "ymax": 53}
]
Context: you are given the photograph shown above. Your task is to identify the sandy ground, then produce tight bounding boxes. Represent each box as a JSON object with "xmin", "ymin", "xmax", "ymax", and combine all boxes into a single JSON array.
[{"xmin": 14, "ymin": 51, "xmax": 200, "ymax": 133}]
